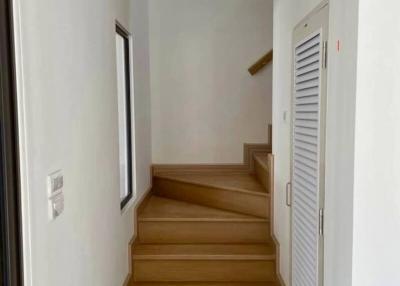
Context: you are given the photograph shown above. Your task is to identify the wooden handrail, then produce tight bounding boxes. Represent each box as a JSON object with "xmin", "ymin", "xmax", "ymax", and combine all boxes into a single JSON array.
[{"xmin": 248, "ymin": 50, "xmax": 273, "ymax": 76}]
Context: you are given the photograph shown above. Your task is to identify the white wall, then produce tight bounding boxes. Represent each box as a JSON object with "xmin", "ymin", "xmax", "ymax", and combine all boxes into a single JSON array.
[
  {"xmin": 273, "ymin": 0, "xmax": 360, "ymax": 285},
  {"xmin": 352, "ymin": 1, "xmax": 400, "ymax": 285},
  {"xmin": 130, "ymin": 0, "xmax": 152, "ymax": 203},
  {"xmin": 149, "ymin": 0, "xmax": 273, "ymax": 164},
  {"xmin": 13, "ymin": 0, "xmax": 152, "ymax": 285},
  {"xmin": 324, "ymin": 0, "xmax": 359, "ymax": 285}
]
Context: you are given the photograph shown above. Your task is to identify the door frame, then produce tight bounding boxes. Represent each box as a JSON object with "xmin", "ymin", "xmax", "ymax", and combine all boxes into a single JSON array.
[
  {"xmin": 0, "ymin": 0, "xmax": 23, "ymax": 284},
  {"xmin": 289, "ymin": 1, "xmax": 329, "ymax": 285}
]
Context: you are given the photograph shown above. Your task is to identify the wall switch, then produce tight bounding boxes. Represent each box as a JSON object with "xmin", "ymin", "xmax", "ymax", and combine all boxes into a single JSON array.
[
  {"xmin": 50, "ymin": 193, "xmax": 64, "ymax": 220},
  {"xmin": 48, "ymin": 170, "xmax": 63, "ymax": 198},
  {"xmin": 48, "ymin": 170, "xmax": 64, "ymax": 220}
]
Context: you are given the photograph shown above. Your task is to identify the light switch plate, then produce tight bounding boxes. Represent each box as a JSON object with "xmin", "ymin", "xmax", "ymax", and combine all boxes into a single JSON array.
[
  {"xmin": 50, "ymin": 193, "xmax": 64, "ymax": 220},
  {"xmin": 48, "ymin": 170, "xmax": 64, "ymax": 220},
  {"xmin": 48, "ymin": 170, "xmax": 63, "ymax": 198}
]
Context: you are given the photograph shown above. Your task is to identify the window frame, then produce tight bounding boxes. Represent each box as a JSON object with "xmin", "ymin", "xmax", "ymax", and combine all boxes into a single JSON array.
[
  {"xmin": 0, "ymin": 0, "xmax": 23, "ymax": 284},
  {"xmin": 115, "ymin": 22, "xmax": 134, "ymax": 210}
]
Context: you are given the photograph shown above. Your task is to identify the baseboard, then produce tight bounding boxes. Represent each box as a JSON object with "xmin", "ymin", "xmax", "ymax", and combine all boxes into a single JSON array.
[
  {"xmin": 153, "ymin": 142, "xmax": 272, "ymax": 176},
  {"xmin": 122, "ymin": 274, "xmax": 130, "ymax": 286},
  {"xmin": 122, "ymin": 236, "xmax": 135, "ymax": 286},
  {"xmin": 244, "ymin": 143, "xmax": 272, "ymax": 173},
  {"xmin": 152, "ymin": 163, "xmax": 247, "ymax": 175},
  {"xmin": 268, "ymin": 153, "xmax": 286, "ymax": 286},
  {"xmin": 278, "ymin": 273, "xmax": 287, "ymax": 286},
  {"xmin": 123, "ymin": 186, "xmax": 153, "ymax": 286},
  {"xmin": 272, "ymin": 234, "xmax": 287, "ymax": 286},
  {"xmin": 268, "ymin": 123, "xmax": 273, "ymax": 147},
  {"xmin": 152, "ymin": 123, "xmax": 272, "ymax": 175}
]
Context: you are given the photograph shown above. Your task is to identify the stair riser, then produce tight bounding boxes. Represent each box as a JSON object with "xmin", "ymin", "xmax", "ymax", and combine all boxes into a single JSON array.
[
  {"xmin": 138, "ymin": 221, "xmax": 270, "ymax": 244},
  {"xmin": 133, "ymin": 260, "xmax": 276, "ymax": 282},
  {"xmin": 153, "ymin": 178, "xmax": 269, "ymax": 218}
]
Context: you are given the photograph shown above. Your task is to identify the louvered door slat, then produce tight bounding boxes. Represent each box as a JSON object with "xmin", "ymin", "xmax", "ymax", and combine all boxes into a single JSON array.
[
  {"xmin": 296, "ymin": 79, "xmax": 319, "ymax": 91},
  {"xmin": 296, "ymin": 87, "xmax": 319, "ymax": 98},
  {"xmin": 292, "ymin": 30, "xmax": 322, "ymax": 286},
  {"xmin": 296, "ymin": 61, "xmax": 320, "ymax": 76},
  {"xmin": 296, "ymin": 55, "xmax": 319, "ymax": 70},
  {"xmin": 294, "ymin": 120, "xmax": 318, "ymax": 130},
  {"xmin": 296, "ymin": 71, "xmax": 320, "ymax": 84}
]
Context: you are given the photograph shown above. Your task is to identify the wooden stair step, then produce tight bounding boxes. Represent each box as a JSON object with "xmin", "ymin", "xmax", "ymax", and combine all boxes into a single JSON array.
[
  {"xmin": 138, "ymin": 196, "xmax": 270, "ymax": 244},
  {"xmin": 155, "ymin": 173, "xmax": 267, "ymax": 194},
  {"xmin": 133, "ymin": 243, "xmax": 276, "ymax": 260},
  {"xmin": 153, "ymin": 173, "xmax": 269, "ymax": 218},
  {"xmin": 133, "ymin": 260, "xmax": 276, "ymax": 282},
  {"xmin": 253, "ymin": 153, "xmax": 270, "ymax": 191},
  {"xmin": 139, "ymin": 195, "xmax": 260, "ymax": 221},
  {"xmin": 133, "ymin": 243, "xmax": 277, "ymax": 282},
  {"xmin": 131, "ymin": 282, "xmax": 280, "ymax": 286}
]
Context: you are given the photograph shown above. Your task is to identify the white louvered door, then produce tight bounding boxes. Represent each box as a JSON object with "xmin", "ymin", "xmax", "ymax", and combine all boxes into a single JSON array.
[{"xmin": 291, "ymin": 3, "xmax": 328, "ymax": 286}]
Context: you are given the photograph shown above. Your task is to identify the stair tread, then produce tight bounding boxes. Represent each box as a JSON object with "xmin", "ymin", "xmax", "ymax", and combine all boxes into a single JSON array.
[
  {"xmin": 139, "ymin": 196, "xmax": 267, "ymax": 222},
  {"xmin": 155, "ymin": 173, "xmax": 267, "ymax": 195},
  {"xmin": 131, "ymin": 283, "xmax": 279, "ymax": 286},
  {"xmin": 133, "ymin": 244, "xmax": 275, "ymax": 260}
]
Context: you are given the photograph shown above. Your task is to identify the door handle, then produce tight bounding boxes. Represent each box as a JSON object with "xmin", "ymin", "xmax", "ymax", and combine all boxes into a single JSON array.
[{"xmin": 286, "ymin": 182, "xmax": 292, "ymax": 207}]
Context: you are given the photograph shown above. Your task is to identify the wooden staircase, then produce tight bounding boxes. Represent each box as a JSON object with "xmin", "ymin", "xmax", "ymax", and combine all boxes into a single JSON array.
[{"xmin": 129, "ymin": 152, "xmax": 279, "ymax": 285}]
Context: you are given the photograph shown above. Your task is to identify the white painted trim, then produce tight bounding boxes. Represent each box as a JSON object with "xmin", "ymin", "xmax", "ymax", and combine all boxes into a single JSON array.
[
  {"xmin": 128, "ymin": 33, "xmax": 138, "ymax": 202},
  {"xmin": 120, "ymin": 196, "xmax": 135, "ymax": 215},
  {"xmin": 12, "ymin": 0, "xmax": 33, "ymax": 285}
]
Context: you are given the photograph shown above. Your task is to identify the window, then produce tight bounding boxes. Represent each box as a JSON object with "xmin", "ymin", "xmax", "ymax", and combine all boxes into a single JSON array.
[{"xmin": 115, "ymin": 23, "xmax": 135, "ymax": 209}]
